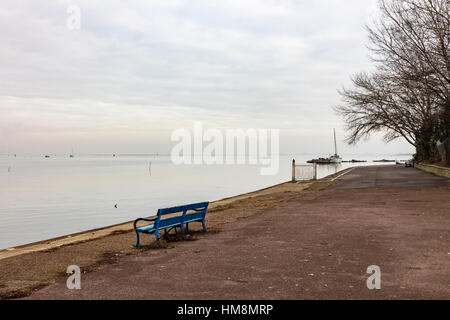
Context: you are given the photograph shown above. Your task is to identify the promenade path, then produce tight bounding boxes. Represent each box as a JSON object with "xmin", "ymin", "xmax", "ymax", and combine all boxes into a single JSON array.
[
  {"xmin": 330, "ymin": 165, "xmax": 447, "ymax": 190},
  {"xmin": 24, "ymin": 166, "xmax": 450, "ymax": 299}
]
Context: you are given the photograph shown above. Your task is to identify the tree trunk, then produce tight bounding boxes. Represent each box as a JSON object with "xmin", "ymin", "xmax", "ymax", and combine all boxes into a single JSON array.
[
  {"xmin": 438, "ymin": 99, "xmax": 450, "ymax": 166},
  {"xmin": 437, "ymin": 138, "xmax": 450, "ymax": 166}
]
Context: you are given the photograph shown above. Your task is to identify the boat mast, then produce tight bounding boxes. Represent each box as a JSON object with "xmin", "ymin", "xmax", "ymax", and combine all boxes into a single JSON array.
[{"xmin": 334, "ymin": 128, "xmax": 338, "ymax": 156}]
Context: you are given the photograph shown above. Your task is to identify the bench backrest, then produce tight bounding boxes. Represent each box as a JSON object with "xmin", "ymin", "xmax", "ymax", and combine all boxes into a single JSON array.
[{"xmin": 155, "ymin": 202, "xmax": 209, "ymax": 229}]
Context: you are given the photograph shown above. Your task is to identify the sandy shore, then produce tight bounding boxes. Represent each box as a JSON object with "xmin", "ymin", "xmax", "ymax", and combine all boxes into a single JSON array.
[
  {"xmin": 0, "ymin": 180, "xmax": 318, "ymax": 261},
  {"xmin": 0, "ymin": 179, "xmax": 330, "ymax": 299},
  {"xmin": 1, "ymin": 165, "xmax": 448, "ymax": 299}
]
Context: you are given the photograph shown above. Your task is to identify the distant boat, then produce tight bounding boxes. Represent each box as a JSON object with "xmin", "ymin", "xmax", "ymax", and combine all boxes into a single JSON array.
[
  {"xmin": 343, "ymin": 159, "xmax": 367, "ymax": 163},
  {"xmin": 44, "ymin": 155, "xmax": 50, "ymax": 158},
  {"xmin": 308, "ymin": 129, "xmax": 342, "ymax": 164},
  {"xmin": 69, "ymin": 147, "xmax": 74, "ymax": 158}
]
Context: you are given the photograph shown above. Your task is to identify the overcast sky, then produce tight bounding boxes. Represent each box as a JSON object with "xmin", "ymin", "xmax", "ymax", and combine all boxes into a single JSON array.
[{"xmin": 0, "ymin": 0, "xmax": 414, "ymax": 155}]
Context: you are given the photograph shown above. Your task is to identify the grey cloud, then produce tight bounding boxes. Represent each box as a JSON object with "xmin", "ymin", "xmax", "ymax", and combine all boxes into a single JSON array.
[{"xmin": 0, "ymin": 0, "xmax": 413, "ymax": 154}]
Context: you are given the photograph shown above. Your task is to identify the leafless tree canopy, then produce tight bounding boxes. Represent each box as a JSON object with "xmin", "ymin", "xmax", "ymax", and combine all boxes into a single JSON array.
[{"xmin": 335, "ymin": 0, "xmax": 449, "ymax": 163}]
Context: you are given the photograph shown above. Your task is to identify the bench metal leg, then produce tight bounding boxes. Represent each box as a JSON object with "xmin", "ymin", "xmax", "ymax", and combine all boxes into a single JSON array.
[
  {"xmin": 202, "ymin": 219, "xmax": 207, "ymax": 232},
  {"xmin": 134, "ymin": 231, "xmax": 141, "ymax": 248},
  {"xmin": 155, "ymin": 231, "xmax": 164, "ymax": 247}
]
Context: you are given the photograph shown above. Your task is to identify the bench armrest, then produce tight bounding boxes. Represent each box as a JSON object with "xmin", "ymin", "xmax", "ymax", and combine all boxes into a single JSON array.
[{"xmin": 134, "ymin": 217, "xmax": 158, "ymax": 231}]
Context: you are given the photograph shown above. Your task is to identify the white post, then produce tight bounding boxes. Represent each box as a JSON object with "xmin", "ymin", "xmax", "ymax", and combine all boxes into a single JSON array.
[
  {"xmin": 313, "ymin": 163, "xmax": 317, "ymax": 180},
  {"xmin": 292, "ymin": 159, "xmax": 296, "ymax": 182}
]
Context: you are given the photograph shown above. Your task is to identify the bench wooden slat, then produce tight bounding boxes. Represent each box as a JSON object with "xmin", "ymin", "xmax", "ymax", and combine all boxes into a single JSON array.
[
  {"xmin": 183, "ymin": 212, "xmax": 204, "ymax": 223},
  {"xmin": 136, "ymin": 224, "xmax": 155, "ymax": 232}
]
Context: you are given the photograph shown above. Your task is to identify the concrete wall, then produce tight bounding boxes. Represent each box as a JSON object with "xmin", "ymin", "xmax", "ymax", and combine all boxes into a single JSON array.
[{"xmin": 416, "ymin": 163, "xmax": 450, "ymax": 179}]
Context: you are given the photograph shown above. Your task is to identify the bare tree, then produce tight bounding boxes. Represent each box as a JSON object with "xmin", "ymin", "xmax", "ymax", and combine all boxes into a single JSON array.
[{"xmin": 335, "ymin": 0, "xmax": 450, "ymax": 164}]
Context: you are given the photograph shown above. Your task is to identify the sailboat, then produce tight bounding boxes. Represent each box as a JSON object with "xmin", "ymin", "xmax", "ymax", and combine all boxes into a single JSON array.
[
  {"xmin": 307, "ymin": 129, "xmax": 342, "ymax": 164},
  {"xmin": 329, "ymin": 129, "xmax": 342, "ymax": 164},
  {"xmin": 69, "ymin": 147, "xmax": 74, "ymax": 158}
]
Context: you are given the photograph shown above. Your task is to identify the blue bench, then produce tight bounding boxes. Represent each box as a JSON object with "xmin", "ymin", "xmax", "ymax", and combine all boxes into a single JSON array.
[{"xmin": 133, "ymin": 202, "xmax": 209, "ymax": 247}]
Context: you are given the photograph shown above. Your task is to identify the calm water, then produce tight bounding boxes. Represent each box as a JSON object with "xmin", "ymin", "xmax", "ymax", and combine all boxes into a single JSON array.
[{"xmin": 0, "ymin": 154, "xmax": 408, "ymax": 249}]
